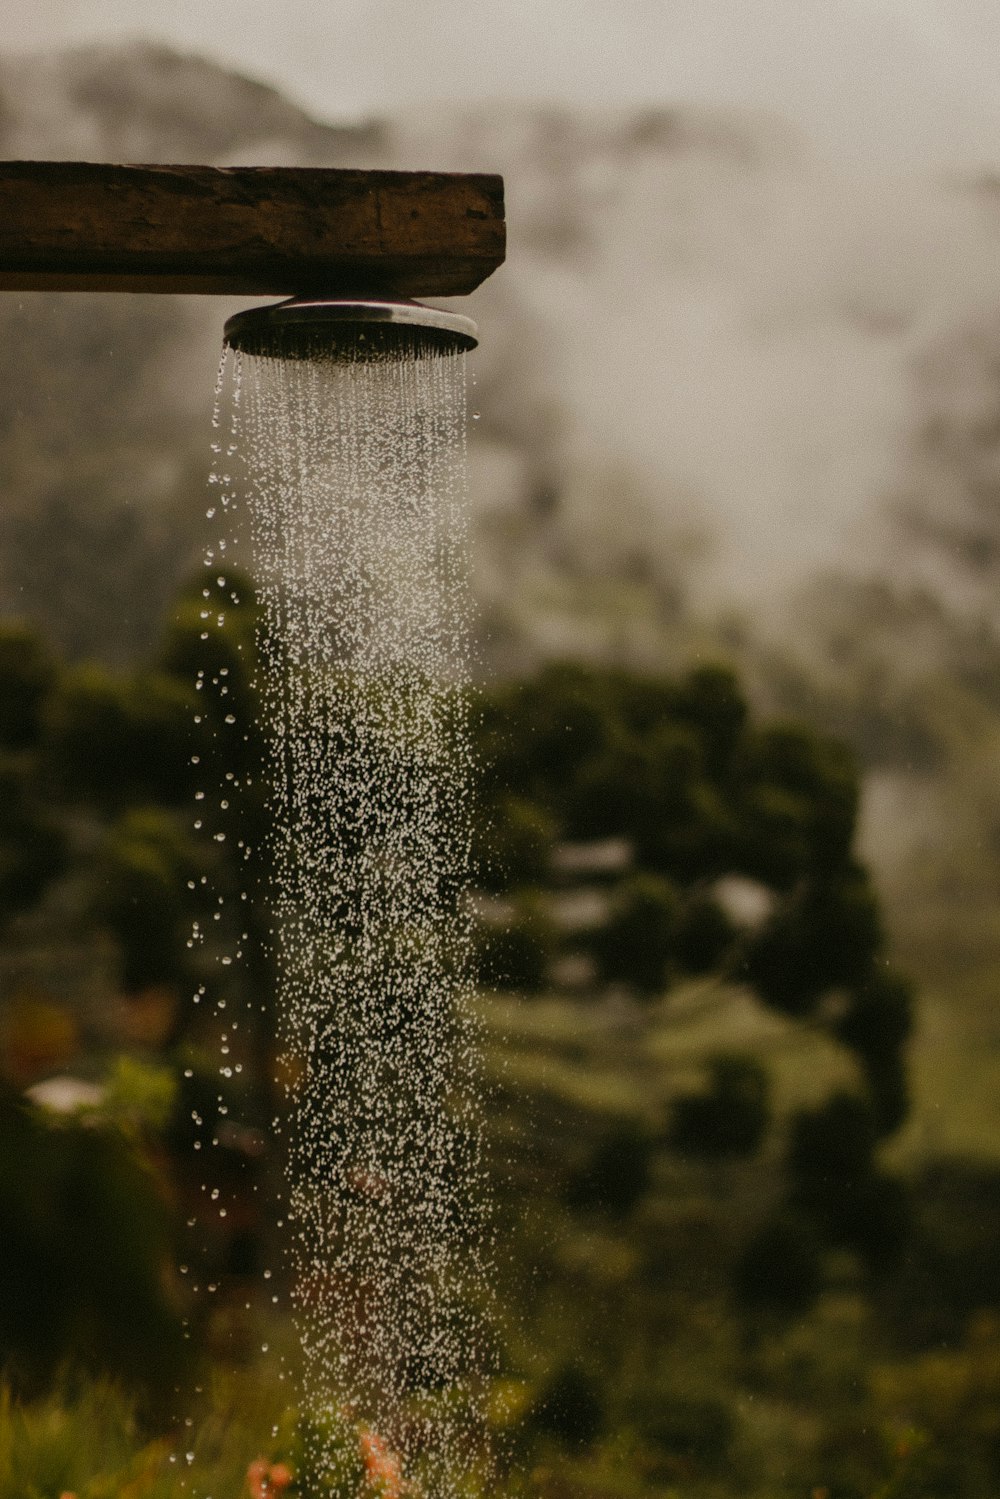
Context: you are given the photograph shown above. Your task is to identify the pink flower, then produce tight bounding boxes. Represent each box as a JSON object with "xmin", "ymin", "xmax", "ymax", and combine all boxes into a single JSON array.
[
  {"xmin": 359, "ymin": 1428, "xmax": 402, "ymax": 1499},
  {"xmin": 246, "ymin": 1457, "xmax": 295, "ymax": 1497},
  {"xmin": 247, "ymin": 1460, "xmax": 270, "ymax": 1499}
]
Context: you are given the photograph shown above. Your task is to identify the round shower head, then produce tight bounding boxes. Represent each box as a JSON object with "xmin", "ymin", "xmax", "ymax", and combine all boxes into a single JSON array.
[{"xmin": 222, "ymin": 296, "xmax": 478, "ymax": 361}]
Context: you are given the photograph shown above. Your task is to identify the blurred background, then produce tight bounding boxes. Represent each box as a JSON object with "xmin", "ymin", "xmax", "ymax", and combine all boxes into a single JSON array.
[{"xmin": 2, "ymin": 4, "xmax": 1000, "ymax": 1496}]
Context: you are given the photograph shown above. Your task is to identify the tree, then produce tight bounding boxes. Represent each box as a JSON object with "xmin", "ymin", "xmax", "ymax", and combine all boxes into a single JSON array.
[
  {"xmin": 787, "ymin": 1092, "xmax": 910, "ymax": 1278},
  {"xmin": 476, "ymin": 664, "xmax": 910, "ymax": 1142},
  {"xmin": 590, "ymin": 873, "xmax": 680, "ymax": 995}
]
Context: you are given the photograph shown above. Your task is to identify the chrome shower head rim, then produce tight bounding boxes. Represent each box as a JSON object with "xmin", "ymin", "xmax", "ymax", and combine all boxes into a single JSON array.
[{"xmin": 223, "ymin": 296, "xmax": 478, "ymax": 359}]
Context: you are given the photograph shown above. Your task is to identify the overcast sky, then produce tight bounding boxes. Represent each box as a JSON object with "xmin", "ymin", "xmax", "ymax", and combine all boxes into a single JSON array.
[{"xmin": 7, "ymin": 0, "xmax": 1000, "ymax": 168}]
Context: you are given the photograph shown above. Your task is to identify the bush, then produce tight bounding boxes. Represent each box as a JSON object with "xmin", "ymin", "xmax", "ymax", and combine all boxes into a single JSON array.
[
  {"xmin": 0, "ymin": 755, "xmax": 66, "ymax": 925},
  {"xmin": 0, "ymin": 1091, "xmax": 186, "ymax": 1401},
  {"xmin": 567, "ymin": 1120, "xmax": 654, "ymax": 1219},
  {"xmin": 0, "ymin": 623, "xmax": 56, "ymax": 751},
  {"xmin": 745, "ymin": 873, "xmax": 883, "ymax": 1017},
  {"xmin": 734, "ymin": 1212, "xmax": 824, "ymax": 1317},
  {"xmin": 736, "ymin": 721, "xmax": 859, "ymax": 884},
  {"xmin": 44, "ymin": 664, "xmax": 192, "ymax": 809},
  {"xmin": 530, "ymin": 1364, "xmax": 606, "ymax": 1449},
  {"xmin": 788, "ymin": 1094, "xmax": 910, "ymax": 1274},
  {"xmin": 789, "ymin": 1091, "xmax": 877, "ymax": 1181},
  {"xmin": 633, "ymin": 1389, "xmax": 735, "ymax": 1473},
  {"xmin": 674, "ymin": 892, "xmax": 737, "ymax": 974},
  {"xmin": 879, "ymin": 1162, "xmax": 1000, "ymax": 1349},
  {"xmin": 669, "ymin": 1053, "xmax": 771, "ymax": 1160},
  {"xmin": 93, "ymin": 808, "xmax": 201, "ymax": 992},
  {"xmin": 590, "ymin": 872, "xmax": 680, "ymax": 995}
]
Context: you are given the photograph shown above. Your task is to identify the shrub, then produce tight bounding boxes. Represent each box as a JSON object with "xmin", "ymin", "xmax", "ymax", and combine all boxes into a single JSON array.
[
  {"xmin": 530, "ymin": 1364, "xmax": 606, "ymax": 1449},
  {"xmin": 567, "ymin": 1120, "xmax": 654, "ymax": 1219},
  {"xmin": 734, "ymin": 1212, "xmax": 824, "ymax": 1317},
  {"xmin": 0, "ymin": 1092, "xmax": 186, "ymax": 1401},
  {"xmin": 590, "ymin": 872, "xmax": 680, "ymax": 995},
  {"xmin": 669, "ymin": 1053, "xmax": 771, "ymax": 1160}
]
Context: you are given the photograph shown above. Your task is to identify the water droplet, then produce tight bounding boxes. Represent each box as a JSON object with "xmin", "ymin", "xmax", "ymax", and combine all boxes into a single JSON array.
[{"xmin": 203, "ymin": 333, "xmax": 490, "ymax": 1491}]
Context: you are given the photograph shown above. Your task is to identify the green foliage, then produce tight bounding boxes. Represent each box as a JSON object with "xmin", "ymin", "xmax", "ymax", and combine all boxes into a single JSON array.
[
  {"xmin": 0, "ymin": 754, "xmax": 66, "ymax": 925},
  {"xmin": 100, "ymin": 1055, "xmax": 177, "ymax": 1135},
  {"xmin": 0, "ymin": 623, "xmax": 56, "ymax": 751},
  {"xmin": 870, "ymin": 1316, "xmax": 1000, "ymax": 1498},
  {"xmin": 0, "ymin": 1370, "xmax": 305, "ymax": 1499},
  {"xmin": 472, "ymin": 794, "xmax": 558, "ymax": 892},
  {"xmin": 0, "ymin": 1092, "xmax": 185, "ymax": 1402},
  {"xmin": 837, "ymin": 971, "xmax": 915, "ymax": 1132},
  {"xmin": 529, "ymin": 1364, "xmax": 606, "ymax": 1450},
  {"xmin": 735, "ymin": 720, "xmax": 859, "ymax": 884},
  {"xmin": 789, "ymin": 1093, "xmax": 910, "ymax": 1276},
  {"xmin": 880, "ymin": 1161, "xmax": 1000, "ymax": 1347},
  {"xmin": 630, "ymin": 1387, "xmax": 736, "ymax": 1478},
  {"xmin": 477, "ymin": 660, "xmax": 908, "ymax": 1132},
  {"xmin": 669, "ymin": 1052, "xmax": 771, "ymax": 1160},
  {"xmin": 0, "ymin": 1379, "xmax": 153, "ymax": 1499},
  {"xmin": 566, "ymin": 1120, "xmax": 654, "ymax": 1218},
  {"xmin": 93, "ymin": 807, "xmax": 202, "ymax": 991},
  {"xmin": 743, "ymin": 869, "xmax": 883, "ymax": 1016},
  {"xmin": 589, "ymin": 872, "xmax": 679, "ymax": 994},
  {"xmin": 789, "ymin": 1089, "xmax": 878, "ymax": 1181},
  {"xmin": 0, "ymin": 600, "xmax": 937, "ymax": 1495},
  {"xmin": 290, "ymin": 1405, "xmax": 367, "ymax": 1497},
  {"xmin": 160, "ymin": 571, "xmax": 262, "ymax": 764},
  {"xmin": 673, "ymin": 891, "xmax": 736, "ymax": 974},
  {"xmin": 733, "ymin": 1211, "xmax": 825, "ymax": 1317},
  {"xmin": 44, "ymin": 663, "xmax": 192, "ymax": 809}
]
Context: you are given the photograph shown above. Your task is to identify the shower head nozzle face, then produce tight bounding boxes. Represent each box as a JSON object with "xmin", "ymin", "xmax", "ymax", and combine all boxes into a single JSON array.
[{"xmin": 222, "ymin": 297, "xmax": 478, "ymax": 361}]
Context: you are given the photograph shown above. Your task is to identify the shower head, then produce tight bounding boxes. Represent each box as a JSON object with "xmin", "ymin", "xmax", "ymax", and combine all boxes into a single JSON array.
[{"xmin": 222, "ymin": 296, "xmax": 478, "ymax": 361}]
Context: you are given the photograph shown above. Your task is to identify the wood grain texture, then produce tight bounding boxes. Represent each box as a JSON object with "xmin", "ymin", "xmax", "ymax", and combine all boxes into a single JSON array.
[{"xmin": 0, "ymin": 162, "xmax": 506, "ymax": 296}]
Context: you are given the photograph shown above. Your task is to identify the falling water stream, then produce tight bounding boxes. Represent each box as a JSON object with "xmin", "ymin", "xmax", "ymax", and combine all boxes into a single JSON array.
[{"xmin": 202, "ymin": 333, "xmax": 492, "ymax": 1494}]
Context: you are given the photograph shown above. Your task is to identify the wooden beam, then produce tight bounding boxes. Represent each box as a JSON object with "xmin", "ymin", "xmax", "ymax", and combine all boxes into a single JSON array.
[{"xmin": 0, "ymin": 162, "xmax": 506, "ymax": 297}]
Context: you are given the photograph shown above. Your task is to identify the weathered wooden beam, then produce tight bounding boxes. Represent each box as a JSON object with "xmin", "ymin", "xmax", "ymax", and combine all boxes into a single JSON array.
[{"xmin": 0, "ymin": 162, "xmax": 506, "ymax": 297}]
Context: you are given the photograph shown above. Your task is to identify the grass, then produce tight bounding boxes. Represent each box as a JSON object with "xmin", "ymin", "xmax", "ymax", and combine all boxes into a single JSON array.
[
  {"xmin": 482, "ymin": 910, "xmax": 1000, "ymax": 1173},
  {"xmin": 481, "ymin": 981, "xmax": 860, "ymax": 1137},
  {"xmin": 0, "ymin": 1370, "xmax": 295, "ymax": 1499}
]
